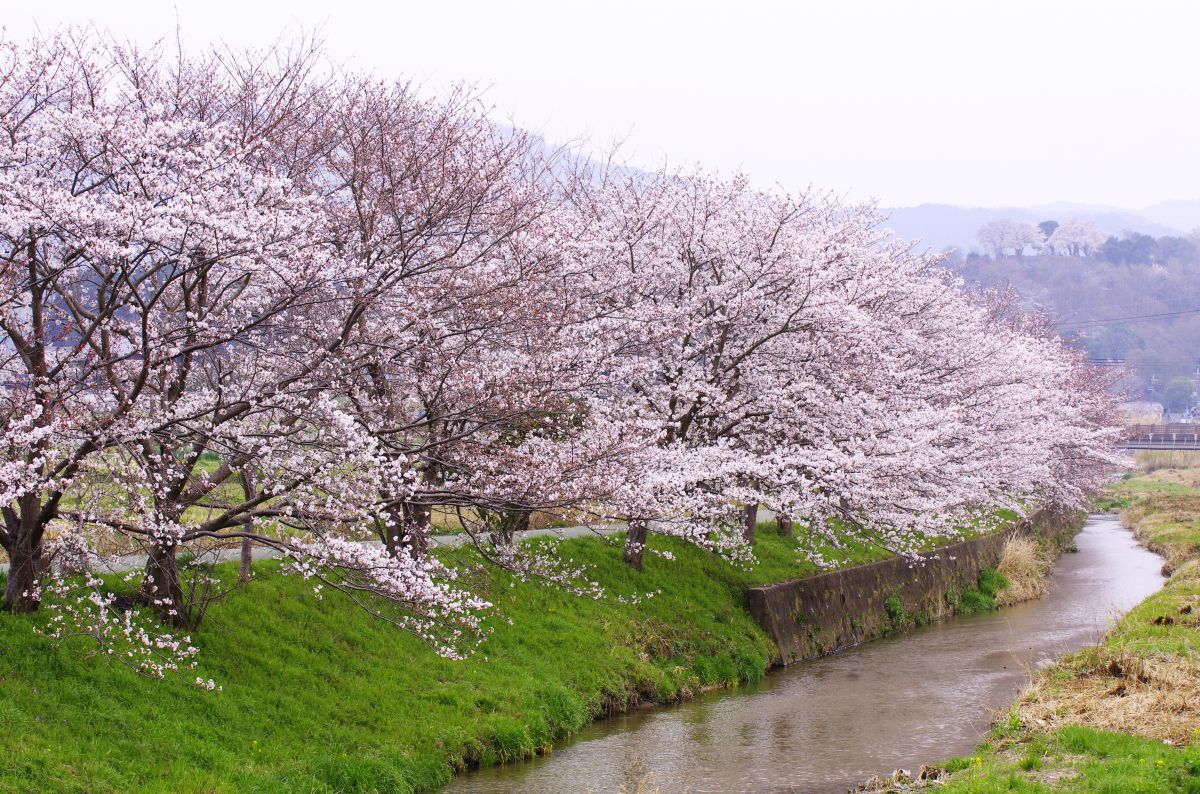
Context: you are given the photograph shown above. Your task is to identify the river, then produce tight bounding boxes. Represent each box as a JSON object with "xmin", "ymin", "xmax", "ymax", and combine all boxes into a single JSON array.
[{"xmin": 444, "ymin": 514, "xmax": 1164, "ymax": 794}]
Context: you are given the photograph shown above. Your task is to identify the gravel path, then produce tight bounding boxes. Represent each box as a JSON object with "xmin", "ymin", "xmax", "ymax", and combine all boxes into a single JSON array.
[
  {"xmin": 15, "ymin": 508, "xmax": 778, "ymax": 575},
  {"xmin": 92, "ymin": 522, "xmax": 627, "ymax": 574}
]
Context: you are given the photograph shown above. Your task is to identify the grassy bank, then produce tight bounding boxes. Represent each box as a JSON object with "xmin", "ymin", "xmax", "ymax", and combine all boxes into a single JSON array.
[
  {"xmin": 920, "ymin": 470, "xmax": 1200, "ymax": 793},
  {"xmin": 4, "ymin": 519, "xmax": 968, "ymax": 794}
]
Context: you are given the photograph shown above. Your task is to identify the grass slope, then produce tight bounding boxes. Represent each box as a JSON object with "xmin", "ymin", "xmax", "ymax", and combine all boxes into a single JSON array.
[{"xmin": 1, "ymin": 524, "xmax": 911, "ymax": 794}]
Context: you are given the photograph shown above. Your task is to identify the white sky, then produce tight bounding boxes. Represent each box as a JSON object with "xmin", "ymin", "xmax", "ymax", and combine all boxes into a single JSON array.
[{"xmin": 7, "ymin": 0, "xmax": 1199, "ymax": 208}]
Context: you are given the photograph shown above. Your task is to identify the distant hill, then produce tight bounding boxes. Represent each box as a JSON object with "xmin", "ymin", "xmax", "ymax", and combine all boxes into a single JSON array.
[
  {"xmin": 881, "ymin": 202, "xmax": 1189, "ymax": 253},
  {"xmin": 1138, "ymin": 200, "xmax": 1200, "ymax": 234}
]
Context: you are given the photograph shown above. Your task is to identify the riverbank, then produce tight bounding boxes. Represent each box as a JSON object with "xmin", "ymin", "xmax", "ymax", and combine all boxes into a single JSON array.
[
  {"xmin": 454, "ymin": 514, "xmax": 1146, "ymax": 794},
  {"xmin": 920, "ymin": 469, "xmax": 1200, "ymax": 793},
  {"xmin": 0, "ymin": 519, "xmax": 1006, "ymax": 793}
]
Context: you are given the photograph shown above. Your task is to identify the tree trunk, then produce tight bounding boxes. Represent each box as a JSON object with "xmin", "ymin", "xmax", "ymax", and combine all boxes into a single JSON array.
[
  {"xmin": 742, "ymin": 504, "xmax": 758, "ymax": 544},
  {"xmin": 2, "ymin": 539, "xmax": 45, "ymax": 613},
  {"xmin": 402, "ymin": 501, "xmax": 431, "ymax": 557},
  {"xmin": 141, "ymin": 544, "xmax": 189, "ymax": 628},
  {"xmin": 2, "ymin": 498, "xmax": 49, "ymax": 613},
  {"xmin": 382, "ymin": 501, "xmax": 431, "ymax": 560},
  {"xmin": 238, "ymin": 536, "xmax": 253, "ymax": 583},
  {"xmin": 489, "ymin": 508, "xmax": 530, "ymax": 547},
  {"xmin": 238, "ymin": 468, "xmax": 257, "ymax": 584},
  {"xmin": 623, "ymin": 520, "xmax": 649, "ymax": 571},
  {"xmin": 777, "ymin": 513, "xmax": 794, "ymax": 539}
]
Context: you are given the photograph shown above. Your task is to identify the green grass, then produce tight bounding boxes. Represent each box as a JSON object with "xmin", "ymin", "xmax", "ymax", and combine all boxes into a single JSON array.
[
  {"xmin": 884, "ymin": 593, "xmax": 904, "ymax": 627},
  {"xmin": 952, "ymin": 567, "xmax": 1011, "ymax": 616},
  {"xmin": 1106, "ymin": 474, "xmax": 1200, "ymax": 499},
  {"xmin": 938, "ymin": 726, "xmax": 1200, "ymax": 793},
  {"xmin": 0, "ymin": 522, "xmax": 909, "ymax": 793},
  {"xmin": 0, "ymin": 501, "xmax": 1023, "ymax": 794}
]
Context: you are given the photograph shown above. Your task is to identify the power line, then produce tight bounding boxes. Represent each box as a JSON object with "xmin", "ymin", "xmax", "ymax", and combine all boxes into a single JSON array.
[{"xmin": 1058, "ymin": 308, "xmax": 1200, "ymax": 329}]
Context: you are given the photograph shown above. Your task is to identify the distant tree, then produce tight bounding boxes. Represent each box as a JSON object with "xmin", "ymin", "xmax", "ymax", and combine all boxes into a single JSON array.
[
  {"xmin": 950, "ymin": 227, "xmax": 1200, "ymax": 402},
  {"xmin": 1082, "ymin": 325, "xmax": 1143, "ymax": 361},
  {"xmin": 1048, "ymin": 219, "xmax": 1105, "ymax": 257},
  {"xmin": 1163, "ymin": 377, "xmax": 1196, "ymax": 414},
  {"xmin": 1152, "ymin": 235, "xmax": 1198, "ymax": 263},
  {"xmin": 977, "ymin": 220, "xmax": 1045, "ymax": 258},
  {"xmin": 1038, "ymin": 220, "xmax": 1059, "ymax": 241},
  {"xmin": 1101, "ymin": 232, "xmax": 1156, "ymax": 264}
]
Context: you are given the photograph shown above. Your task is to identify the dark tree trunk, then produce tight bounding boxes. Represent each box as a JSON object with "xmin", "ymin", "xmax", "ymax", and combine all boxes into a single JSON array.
[
  {"xmin": 2, "ymin": 497, "xmax": 50, "ymax": 613},
  {"xmin": 3, "ymin": 539, "xmax": 46, "ymax": 613},
  {"xmin": 239, "ymin": 468, "xmax": 257, "ymax": 584},
  {"xmin": 380, "ymin": 504, "xmax": 404, "ymax": 557},
  {"xmin": 238, "ymin": 536, "xmax": 253, "ymax": 583},
  {"xmin": 777, "ymin": 513, "xmax": 794, "ymax": 539},
  {"xmin": 489, "ymin": 508, "xmax": 530, "ymax": 547},
  {"xmin": 742, "ymin": 504, "xmax": 758, "ymax": 544},
  {"xmin": 382, "ymin": 501, "xmax": 431, "ymax": 559},
  {"xmin": 623, "ymin": 520, "xmax": 649, "ymax": 571},
  {"xmin": 141, "ymin": 544, "xmax": 189, "ymax": 628},
  {"xmin": 402, "ymin": 501, "xmax": 431, "ymax": 557}
]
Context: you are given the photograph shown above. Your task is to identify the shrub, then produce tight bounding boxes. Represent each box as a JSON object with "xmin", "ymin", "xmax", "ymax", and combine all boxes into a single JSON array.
[
  {"xmin": 884, "ymin": 594, "xmax": 904, "ymax": 627},
  {"xmin": 977, "ymin": 567, "xmax": 1009, "ymax": 598}
]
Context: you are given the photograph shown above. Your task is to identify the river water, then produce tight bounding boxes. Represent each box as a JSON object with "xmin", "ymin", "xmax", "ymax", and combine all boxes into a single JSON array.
[{"xmin": 444, "ymin": 515, "xmax": 1164, "ymax": 794}]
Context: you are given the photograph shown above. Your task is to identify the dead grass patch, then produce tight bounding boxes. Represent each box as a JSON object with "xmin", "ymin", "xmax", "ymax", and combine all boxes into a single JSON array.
[
  {"xmin": 1135, "ymin": 451, "xmax": 1200, "ymax": 473},
  {"xmin": 995, "ymin": 535, "xmax": 1050, "ymax": 607},
  {"xmin": 1016, "ymin": 650, "xmax": 1200, "ymax": 745},
  {"xmin": 851, "ymin": 764, "xmax": 948, "ymax": 792}
]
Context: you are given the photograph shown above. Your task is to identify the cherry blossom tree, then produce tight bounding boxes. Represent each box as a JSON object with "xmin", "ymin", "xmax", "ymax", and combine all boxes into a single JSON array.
[
  {"xmin": 569, "ymin": 170, "xmax": 1121, "ymax": 569},
  {"xmin": 0, "ymin": 33, "xmax": 1126, "ymax": 671},
  {"xmin": 305, "ymin": 76, "xmax": 646, "ymax": 572},
  {"xmin": 563, "ymin": 170, "xmax": 905, "ymax": 568},
  {"xmin": 0, "ymin": 37, "xmax": 339, "ymax": 620},
  {"xmin": 1048, "ymin": 218, "xmax": 1106, "ymax": 257},
  {"xmin": 976, "ymin": 219, "xmax": 1045, "ymax": 258},
  {"xmin": 0, "ymin": 39, "xmax": 497, "ymax": 655}
]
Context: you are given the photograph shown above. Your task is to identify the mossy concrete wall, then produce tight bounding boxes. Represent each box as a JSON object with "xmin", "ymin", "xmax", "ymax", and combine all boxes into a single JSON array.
[{"xmin": 747, "ymin": 510, "xmax": 1083, "ymax": 665}]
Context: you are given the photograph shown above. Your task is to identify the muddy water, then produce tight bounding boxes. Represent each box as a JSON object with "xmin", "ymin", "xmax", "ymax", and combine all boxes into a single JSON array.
[{"xmin": 443, "ymin": 515, "xmax": 1165, "ymax": 794}]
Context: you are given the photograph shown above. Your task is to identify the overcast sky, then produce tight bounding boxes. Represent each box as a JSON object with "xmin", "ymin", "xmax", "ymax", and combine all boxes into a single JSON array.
[{"xmin": 8, "ymin": 0, "xmax": 1199, "ymax": 209}]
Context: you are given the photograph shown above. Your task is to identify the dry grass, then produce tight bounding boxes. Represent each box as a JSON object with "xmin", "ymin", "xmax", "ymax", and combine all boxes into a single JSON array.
[
  {"xmin": 852, "ymin": 764, "xmax": 948, "ymax": 792},
  {"xmin": 995, "ymin": 534, "xmax": 1050, "ymax": 607},
  {"xmin": 1014, "ymin": 650, "xmax": 1200, "ymax": 745},
  {"xmin": 1135, "ymin": 450, "xmax": 1200, "ymax": 472},
  {"xmin": 1126, "ymin": 411, "xmax": 1165, "ymax": 425}
]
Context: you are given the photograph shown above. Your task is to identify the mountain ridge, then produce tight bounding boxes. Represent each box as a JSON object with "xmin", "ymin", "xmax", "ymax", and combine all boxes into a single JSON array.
[{"xmin": 882, "ymin": 201, "xmax": 1200, "ymax": 252}]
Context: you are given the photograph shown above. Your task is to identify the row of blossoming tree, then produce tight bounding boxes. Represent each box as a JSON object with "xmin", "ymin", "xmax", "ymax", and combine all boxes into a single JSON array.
[{"xmin": 0, "ymin": 34, "xmax": 1122, "ymax": 676}]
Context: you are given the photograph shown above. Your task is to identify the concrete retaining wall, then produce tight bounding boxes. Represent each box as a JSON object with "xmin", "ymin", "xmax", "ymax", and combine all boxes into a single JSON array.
[{"xmin": 747, "ymin": 510, "xmax": 1082, "ymax": 665}]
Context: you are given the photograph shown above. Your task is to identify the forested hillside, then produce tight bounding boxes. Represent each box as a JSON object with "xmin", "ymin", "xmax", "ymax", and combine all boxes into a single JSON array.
[{"xmin": 938, "ymin": 222, "xmax": 1200, "ymax": 408}]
